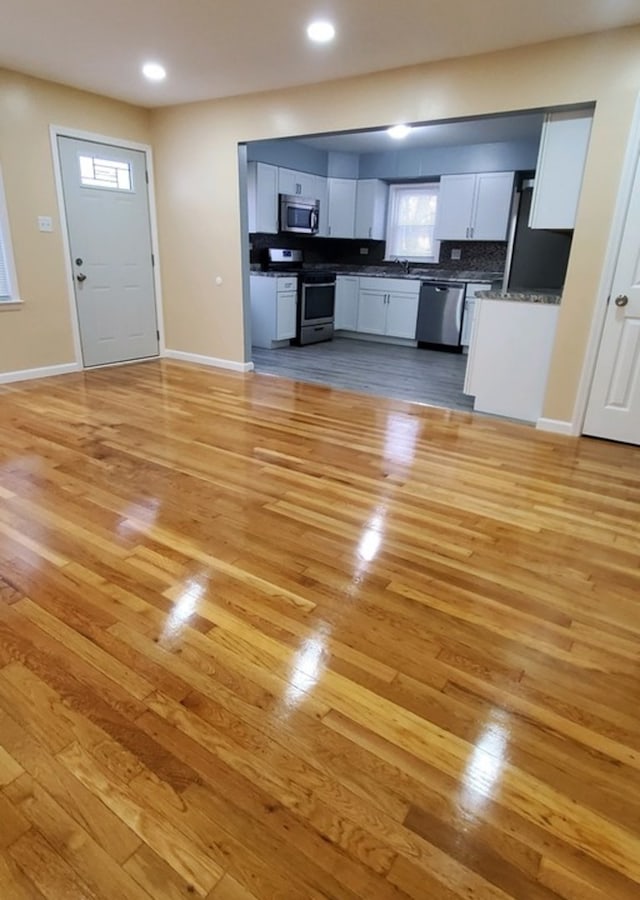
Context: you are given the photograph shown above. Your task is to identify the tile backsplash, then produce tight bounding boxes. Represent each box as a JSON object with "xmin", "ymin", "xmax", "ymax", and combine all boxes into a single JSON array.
[{"xmin": 250, "ymin": 233, "xmax": 507, "ymax": 272}]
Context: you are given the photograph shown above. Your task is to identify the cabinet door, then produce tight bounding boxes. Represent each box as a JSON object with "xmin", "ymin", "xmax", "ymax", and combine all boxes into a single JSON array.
[
  {"xmin": 529, "ymin": 110, "xmax": 593, "ymax": 229},
  {"xmin": 461, "ymin": 299, "xmax": 474, "ymax": 346},
  {"xmin": 434, "ymin": 174, "xmax": 476, "ymax": 240},
  {"xmin": 276, "ymin": 292, "xmax": 297, "ymax": 340},
  {"xmin": 386, "ymin": 292, "xmax": 419, "ymax": 339},
  {"xmin": 335, "ymin": 277, "xmax": 359, "ymax": 330},
  {"xmin": 472, "ymin": 172, "xmax": 514, "ymax": 240},
  {"xmin": 355, "ymin": 180, "xmax": 388, "ymax": 240},
  {"xmin": 278, "ymin": 168, "xmax": 298, "ymax": 196},
  {"xmin": 327, "ymin": 178, "xmax": 356, "ymax": 238},
  {"xmin": 247, "ymin": 162, "xmax": 278, "ymax": 234},
  {"xmin": 356, "ymin": 289, "xmax": 387, "ymax": 334},
  {"xmin": 297, "ymin": 171, "xmax": 317, "ymax": 198}
]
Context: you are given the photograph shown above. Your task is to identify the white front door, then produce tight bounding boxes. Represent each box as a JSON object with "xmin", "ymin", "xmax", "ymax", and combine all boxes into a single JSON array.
[
  {"xmin": 583, "ymin": 145, "xmax": 640, "ymax": 445},
  {"xmin": 58, "ymin": 136, "xmax": 159, "ymax": 367}
]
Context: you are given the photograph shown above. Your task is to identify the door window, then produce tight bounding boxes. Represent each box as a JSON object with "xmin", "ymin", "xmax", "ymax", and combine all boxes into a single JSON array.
[{"xmin": 79, "ymin": 155, "xmax": 133, "ymax": 191}]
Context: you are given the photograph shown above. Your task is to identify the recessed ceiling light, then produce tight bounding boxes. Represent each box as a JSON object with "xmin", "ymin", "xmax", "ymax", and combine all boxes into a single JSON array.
[
  {"xmin": 307, "ymin": 20, "xmax": 335, "ymax": 43},
  {"xmin": 142, "ymin": 62, "xmax": 167, "ymax": 82},
  {"xmin": 387, "ymin": 124, "xmax": 412, "ymax": 140}
]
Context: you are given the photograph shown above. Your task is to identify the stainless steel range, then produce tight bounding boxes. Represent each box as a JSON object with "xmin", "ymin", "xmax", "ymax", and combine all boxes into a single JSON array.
[{"xmin": 264, "ymin": 249, "xmax": 336, "ymax": 345}]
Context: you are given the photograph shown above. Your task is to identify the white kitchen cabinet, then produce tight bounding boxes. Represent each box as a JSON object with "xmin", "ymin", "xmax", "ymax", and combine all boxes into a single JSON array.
[
  {"xmin": 278, "ymin": 167, "xmax": 318, "ymax": 198},
  {"xmin": 247, "ymin": 162, "xmax": 278, "ymax": 234},
  {"xmin": 355, "ymin": 180, "xmax": 388, "ymax": 240},
  {"xmin": 461, "ymin": 282, "xmax": 492, "ymax": 347},
  {"xmin": 250, "ymin": 275, "xmax": 298, "ymax": 348},
  {"xmin": 327, "ymin": 178, "xmax": 357, "ymax": 238},
  {"xmin": 464, "ymin": 298, "xmax": 559, "ymax": 422},
  {"xmin": 435, "ymin": 172, "xmax": 514, "ymax": 241},
  {"xmin": 529, "ymin": 109, "xmax": 593, "ymax": 230},
  {"xmin": 334, "ymin": 276, "xmax": 359, "ymax": 330},
  {"xmin": 315, "ymin": 176, "xmax": 329, "ymax": 237},
  {"xmin": 357, "ymin": 288, "xmax": 387, "ymax": 334},
  {"xmin": 357, "ymin": 277, "xmax": 420, "ymax": 339}
]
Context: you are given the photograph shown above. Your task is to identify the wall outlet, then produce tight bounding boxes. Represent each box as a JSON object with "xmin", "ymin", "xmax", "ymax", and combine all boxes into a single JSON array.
[
  {"xmin": 450, "ymin": 248, "xmax": 462, "ymax": 261},
  {"xmin": 359, "ymin": 247, "xmax": 369, "ymax": 255},
  {"xmin": 38, "ymin": 216, "xmax": 53, "ymax": 233}
]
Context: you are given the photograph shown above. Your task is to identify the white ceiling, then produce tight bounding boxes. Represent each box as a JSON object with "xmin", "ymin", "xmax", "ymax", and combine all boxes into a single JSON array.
[
  {"xmin": 298, "ymin": 113, "xmax": 547, "ymax": 154},
  {"xmin": 1, "ymin": 1, "xmax": 640, "ymax": 108}
]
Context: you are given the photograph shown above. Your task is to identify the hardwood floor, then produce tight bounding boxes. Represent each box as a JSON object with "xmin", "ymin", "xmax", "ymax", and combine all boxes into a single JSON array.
[
  {"xmin": 252, "ymin": 337, "xmax": 475, "ymax": 412},
  {"xmin": 0, "ymin": 359, "xmax": 639, "ymax": 899}
]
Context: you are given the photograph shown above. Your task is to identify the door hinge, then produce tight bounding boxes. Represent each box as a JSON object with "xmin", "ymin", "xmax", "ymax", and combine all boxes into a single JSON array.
[
  {"xmin": 156, "ymin": 329, "xmax": 160, "ymax": 340},
  {"xmin": 606, "ymin": 294, "xmax": 611, "ymax": 305},
  {"xmin": 151, "ymin": 253, "xmax": 155, "ymax": 267},
  {"xmin": 145, "ymin": 170, "xmax": 149, "ymax": 184}
]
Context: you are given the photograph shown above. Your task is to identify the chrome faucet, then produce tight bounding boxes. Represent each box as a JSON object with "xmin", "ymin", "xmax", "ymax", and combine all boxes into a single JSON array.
[{"xmin": 396, "ymin": 258, "xmax": 410, "ymax": 274}]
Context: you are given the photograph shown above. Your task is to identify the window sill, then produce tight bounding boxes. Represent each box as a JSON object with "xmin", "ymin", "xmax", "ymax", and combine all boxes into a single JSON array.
[{"xmin": 0, "ymin": 299, "xmax": 23, "ymax": 309}]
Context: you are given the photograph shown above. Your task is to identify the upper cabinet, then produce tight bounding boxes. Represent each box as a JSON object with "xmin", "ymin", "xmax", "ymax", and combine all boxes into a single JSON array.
[
  {"xmin": 278, "ymin": 167, "xmax": 318, "ymax": 199},
  {"xmin": 247, "ymin": 162, "xmax": 278, "ymax": 234},
  {"xmin": 434, "ymin": 172, "xmax": 514, "ymax": 241},
  {"xmin": 354, "ymin": 180, "xmax": 388, "ymax": 240},
  {"xmin": 529, "ymin": 110, "xmax": 593, "ymax": 230},
  {"xmin": 327, "ymin": 178, "xmax": 357, "ymax": 239}
]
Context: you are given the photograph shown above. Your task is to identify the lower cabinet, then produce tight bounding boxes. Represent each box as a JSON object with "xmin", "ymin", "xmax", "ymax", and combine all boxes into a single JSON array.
[
  {"xmin": 250, "ymin": 275, "xmax": 298, "ymax": 348},
  {"xmin": 461, "ymin": 282, "xmax": 492, "ymax": 347},
  {"xmin": 464, "ymin": 298, "xmax": 559, "ymax": 422},
  {"xmin": 356, "ymin": 277, "xmax": 420, "ymax": 339},
  {"xmin": 334, "ymin": 276, "xmax": 359, "ymax": 330}
]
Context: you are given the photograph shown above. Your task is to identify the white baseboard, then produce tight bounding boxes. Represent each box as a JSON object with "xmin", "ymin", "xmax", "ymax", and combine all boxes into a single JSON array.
[
  {"xmin": 536, "ymin": 417, "xmax": 579, "ymax": 436},
  {"xmin": 0, "ymin": 362, "xmax": 80, "ymax": 385},
  {"xmin": 164, "ymin": 349, "xmax": 254, "ymax": 373}
]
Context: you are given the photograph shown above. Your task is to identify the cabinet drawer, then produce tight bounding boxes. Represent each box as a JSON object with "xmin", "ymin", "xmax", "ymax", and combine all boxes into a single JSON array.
[
  {"xmin": 358, "ymin": 276, "xmax": 420, "ymax": 295},
  {"xmin": 277, "ymin": 278, "xmax": 298, "ymax": 293}
]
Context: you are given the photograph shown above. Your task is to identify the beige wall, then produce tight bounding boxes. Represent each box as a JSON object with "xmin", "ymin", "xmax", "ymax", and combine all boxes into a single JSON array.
[
  {"xmin": 151, "ymin": 26, "xmax": 640, "ymax": 423},
  {"xmin": 0, "ymin": 69, "xmax": 150, "ymax": 374}
]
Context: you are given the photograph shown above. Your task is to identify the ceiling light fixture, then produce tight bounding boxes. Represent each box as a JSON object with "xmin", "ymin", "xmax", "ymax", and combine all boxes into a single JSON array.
[
  {"xmin": 307, "ymin": 20, "xmax": 336, "ymax": 43},
  {"xmin": 142, "ymin": 62, "xmax": 167, "ymax": 82},
  {"xmin": 387, "ymin": 124, "xmax": 412, "ymax": 140}
]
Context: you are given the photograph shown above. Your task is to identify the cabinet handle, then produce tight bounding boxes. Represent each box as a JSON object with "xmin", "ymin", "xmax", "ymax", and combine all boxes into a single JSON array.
[
  {"xmin": 470, "ymin": 226, "xmax": 474, "ymax": 238},
  {"xmin": 328, "ymin": 225, "xmax": 331, "ymax": 236},
  {"xmin": 368, "ymin": 227, "xmax": 372, "ymax": 238},
  {"xmin": 465, "ymin": 227, "xmax": 469, "ymax": 239}
]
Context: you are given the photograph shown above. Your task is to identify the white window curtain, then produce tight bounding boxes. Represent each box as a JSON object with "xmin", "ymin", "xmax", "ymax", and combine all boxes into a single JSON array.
[
  {"xmin": 0, "ymin": 169, "xmax": 16, "ymax": 301},
  {"xmin": 385, "ymin": 182, "xmax": 440, "ymax": 261}
]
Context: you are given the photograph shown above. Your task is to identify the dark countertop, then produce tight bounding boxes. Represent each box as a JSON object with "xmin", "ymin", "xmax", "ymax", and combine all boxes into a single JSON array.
[
  {"xmin": 250, "ymin": 265, "xmax": 503, "ymax": 284},
  {"xmin": 477, "ymin": 290, "xmax": 562, "ymax": 305}
]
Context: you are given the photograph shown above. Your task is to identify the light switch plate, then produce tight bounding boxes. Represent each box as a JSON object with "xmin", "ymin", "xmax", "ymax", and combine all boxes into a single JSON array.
[{"xmin": 38, "ymin": 216, "xmax": 53, "ymax": 233}]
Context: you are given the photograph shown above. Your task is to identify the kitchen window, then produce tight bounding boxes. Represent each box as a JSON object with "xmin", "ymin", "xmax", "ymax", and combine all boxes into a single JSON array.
[
  {"xmin": 385, "ymin": 182, "xmax": 440, "ymax": 262},
  {"xmin": 0, "ymin": 166, "xmax": 19, "ymax": 305}
]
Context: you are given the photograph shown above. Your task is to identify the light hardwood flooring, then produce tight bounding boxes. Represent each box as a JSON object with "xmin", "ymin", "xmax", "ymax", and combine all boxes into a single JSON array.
[
  {"xmin": 0, "ymin": 359, "xmax": 639, "ymax": 899},
  {"xmin": 252, "ymin": 337, "xmax": 475, "ymax": 412}
]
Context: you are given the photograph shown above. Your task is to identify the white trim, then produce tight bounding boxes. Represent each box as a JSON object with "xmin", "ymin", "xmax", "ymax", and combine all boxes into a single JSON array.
[
  {"xmin": 572, "ymin": 92, "xmax": 640, "ymax": 434},
  {"xmin": 0, "ymin": 363, "xmax": 80, "ymax": 385},
  {"xmin": 536, "ymin": 417, "xmax": 578, "ymax": 436},
  {"xmin": 164, "ymin": 349, "xmax": 254, "ymax": 373},
  {"xmin": 0, "ymin": 300, "xmax": 23, "ymax": 309},
  {"xmin": 49, "ymin": 125, "xmax": 166, "ymax": 369}
]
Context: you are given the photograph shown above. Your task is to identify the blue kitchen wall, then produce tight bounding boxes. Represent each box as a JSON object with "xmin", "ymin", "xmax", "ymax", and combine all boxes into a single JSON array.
[
  {"xmin": 246, "ymin": 140, "xmax": 328, "ymax": 175},
  {"xmin": 246, "ymin": 137, "xmax": 540, "ymax": 180},
  {"xmin": 358, "ymin": 139, "xmax": 540, "ymax": 179}
]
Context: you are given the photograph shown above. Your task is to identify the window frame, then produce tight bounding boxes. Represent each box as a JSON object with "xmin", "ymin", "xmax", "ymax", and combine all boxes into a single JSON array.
[
  {"xmin": 0, "ymin": 164, "xmax": 20, "ymax": 306},
  {"xmin": 384, "ymin": 181, "xmax": 441, "ymax": 264}
]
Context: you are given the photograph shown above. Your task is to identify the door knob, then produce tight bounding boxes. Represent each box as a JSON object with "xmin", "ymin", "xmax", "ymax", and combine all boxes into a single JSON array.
[
  {"xmin": 77, "ymin": 273, "xmax": 87, "ymax": 283},
  {"xmin": 614, "ymin": 294, "xmax": 629, "ymax": 307}
]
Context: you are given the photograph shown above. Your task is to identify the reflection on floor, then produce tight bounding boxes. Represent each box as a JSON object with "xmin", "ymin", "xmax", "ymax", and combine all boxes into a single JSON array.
[{"xmin": 252, "ymin": 337, "xmax": 474, "ymax": 411}]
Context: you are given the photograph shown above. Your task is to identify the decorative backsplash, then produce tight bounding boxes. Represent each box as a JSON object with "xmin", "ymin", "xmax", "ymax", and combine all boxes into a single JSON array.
[{"xmin": 250, "ymin": 233, "xmax": 507, "ymax": 273}]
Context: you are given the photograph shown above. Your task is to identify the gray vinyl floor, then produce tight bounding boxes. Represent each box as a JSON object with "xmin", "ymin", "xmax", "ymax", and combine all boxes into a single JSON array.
[{"xmin": 251, "ymin": 337, "xmax": 474, "ymax": 411}]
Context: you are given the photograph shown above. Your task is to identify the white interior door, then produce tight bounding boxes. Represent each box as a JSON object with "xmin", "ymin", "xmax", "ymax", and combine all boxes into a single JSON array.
[
  {"xmin": 58, "ymin": 136, "xmax": 158, "ymax": 367},
  {"xmin": 584, "ymin": 148, "xmax": 640, "ymax": 445}
]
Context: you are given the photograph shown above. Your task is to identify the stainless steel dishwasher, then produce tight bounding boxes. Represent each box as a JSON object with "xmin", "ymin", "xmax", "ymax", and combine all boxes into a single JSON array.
[{"xmin": 415, "ymin": 281, "xmax": 466, "ymax": 352}]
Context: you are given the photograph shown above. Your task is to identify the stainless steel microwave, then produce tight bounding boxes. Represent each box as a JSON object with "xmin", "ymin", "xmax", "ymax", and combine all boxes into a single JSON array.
[{"xmin": 279, "ymin": 194, "xmax": 319, "ymax": 235}]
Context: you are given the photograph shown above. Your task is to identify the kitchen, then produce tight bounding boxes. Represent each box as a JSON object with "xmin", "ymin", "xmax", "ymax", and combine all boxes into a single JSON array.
[{"xmin": 245, "ymin": 106, "xmax": 592, "ymax": 423}]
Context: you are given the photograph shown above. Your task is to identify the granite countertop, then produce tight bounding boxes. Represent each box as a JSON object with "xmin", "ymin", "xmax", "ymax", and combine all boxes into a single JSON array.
[
  {"xmin": 250, "ymin": 265, "xmax": 503, "ymax": 283},
  {"xmin": 477, "ymin": 290, "xmax": 562, "ymax": 305}
]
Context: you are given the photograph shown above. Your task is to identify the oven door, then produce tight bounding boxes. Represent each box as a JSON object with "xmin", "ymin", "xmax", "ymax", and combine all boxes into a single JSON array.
[
  {"xmin": 300, "ymin": 281, "xmax": 335, "ymax": 326},
  {"xmin": 280, "ymin": 195, "xmax": 319, "ymax": 234}
]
